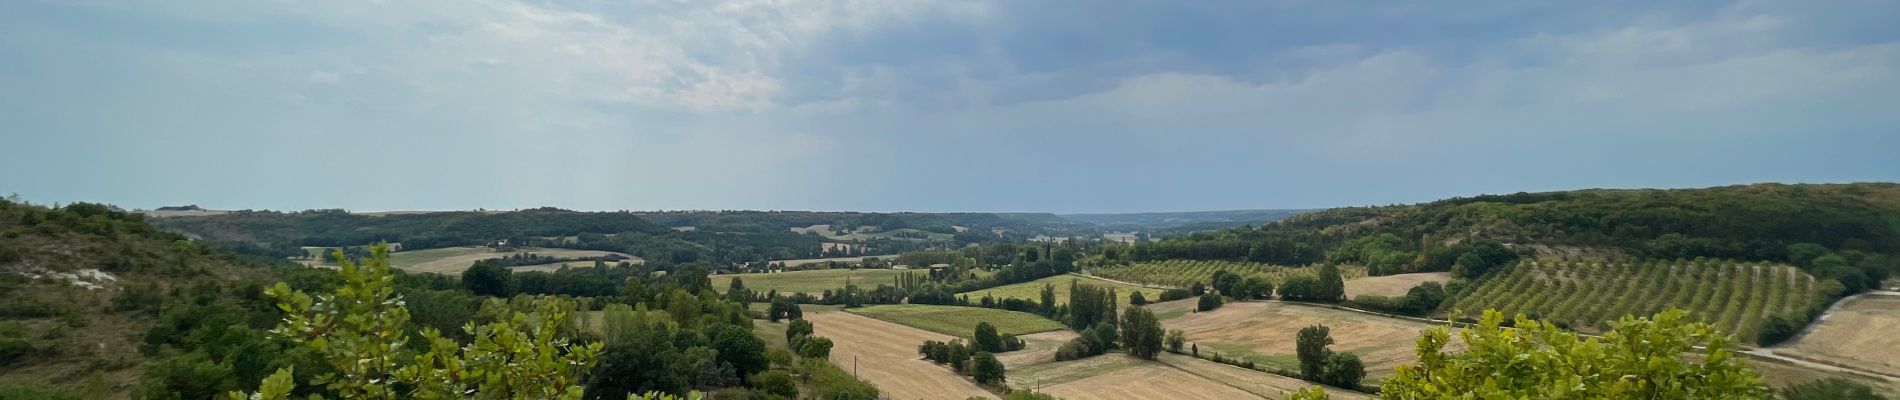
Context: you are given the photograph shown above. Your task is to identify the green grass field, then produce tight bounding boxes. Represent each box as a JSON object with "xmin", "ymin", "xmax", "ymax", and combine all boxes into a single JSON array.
[
  {"xmin": 713, "ymin": 269, "xmax": 911, "ymax": 295},
  {"xmin": 958, "ymin": 274, "xmax": 1168, "ymax": 308},
  {"xmin": 848, "ymin": 304, "xmax": 1065, "ymax": 338}
]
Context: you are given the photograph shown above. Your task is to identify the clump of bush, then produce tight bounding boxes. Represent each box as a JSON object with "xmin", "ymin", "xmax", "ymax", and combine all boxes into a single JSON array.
[
  {"xmin": 1352, "ymin": 281, "xmax": 1446, "ymax": 316},
  {"xmin": 1197, "ymin": 291, "xmax": 1223, "ymax": 311},
  {"xmin": 1158, "ymin": 289, "xmax": 1193, "ymax": 302}
]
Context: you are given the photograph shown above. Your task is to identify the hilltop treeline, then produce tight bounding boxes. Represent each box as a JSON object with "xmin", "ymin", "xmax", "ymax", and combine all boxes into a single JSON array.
[
  {"xmin": 1130, "ymin": 183, "xmax": 1900, "ymax": 273},
  {"xmin": 152, "ymin": 208, "xmax": 671, "ymax": 257},
  {"xmin": 635, "ymin": 210, "xmax": 1082, "ymax": 239},
  {"xmin": 155, "ymin": 209, "xmax": 1094, "ymax": 266}
]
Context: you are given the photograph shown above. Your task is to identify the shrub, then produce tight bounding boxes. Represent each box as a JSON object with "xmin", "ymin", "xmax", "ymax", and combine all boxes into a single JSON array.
[
  {"xmin": 1756, "ymin": 314, "xmax": 1805, "ymax": 346},
  {"xmin": 1054, "ymin": 338, "xmax": 1099, "ymax": 361},
  {"xmin": 974, "ymin": 322, "xmax": 1003, "ymax": 353},
  {"xmin": 1319, "ymin": 352, "xmax": 1365, "ymax": 389},
  {"xmin": 797, "ymin": 336, "xmax": 834, "ymax": 359},
  {"xmin": 972, "ymin": 352, "xmax": 1005, "ymax": 385},
  {"xmin": 1279, "ymin": 275, "xmax": 1323, "ymax": 301},
  {"xmin": 1129, "ymin": 291, "xmax": 1148, "ymax": 306},
  {"xmin": 1164, "ymin": 329, "xmax": 1186, "ymax": 353},
  {"xmin": 1197, "ymin": 291, "xmax": 1223, "ymax": 311},
  {"xmin": 1000, "ymin": 334, "xmax": 1025, "ymax": 352},
  {"xmin": 1158, "ymin": 289, "xmax": 1193, "ymax": 302},
  {"xmin": 750, "ymin": 370, "xmax": 798, "ymax": 398},
  {"xmin": 786, "ymin": 319, "xmax": 813, "ymax": 343}
]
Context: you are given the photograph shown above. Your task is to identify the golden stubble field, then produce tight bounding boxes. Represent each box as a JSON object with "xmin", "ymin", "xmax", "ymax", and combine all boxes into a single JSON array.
[
  {"xmin": 1343, "ymin": 272, "xmax": 1450, "ymax": 298},
  {"xmin": 802, "ymin": 312, "xmax": 997, "ymax": 400},
  {"xmin": 1162, "ymin": 301, "xmax": 1456, "ymax": 379},
  {"xmin": 801, "ymin": 307, "xmax": 1370, "ymax": 400},
  {"xmin": 1775, "ymin": 294, "xmax": 1900, "ymax": 376}
]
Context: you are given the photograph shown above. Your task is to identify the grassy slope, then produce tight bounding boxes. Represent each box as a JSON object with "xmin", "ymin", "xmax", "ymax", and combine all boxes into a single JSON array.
[
  {"xmin": 713, "ymin": 269, "xmax": 910, "ymax": 295},
  {"xmin": 958, "ymin": 274, "xmax": 1168, "ymax": 308},
  {"xmin": 847, "ymin": 304, "xmax": 1064, "ymax": 338},
  {"xmin": 0, "ymin": 201, "xmax": 262, "ymax": 394}
]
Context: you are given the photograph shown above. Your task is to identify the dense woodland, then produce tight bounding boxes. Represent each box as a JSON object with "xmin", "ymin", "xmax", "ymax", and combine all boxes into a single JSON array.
[{"xmin": 1134, "ymin": 183, "xmax": 1900, "ymax": 270}]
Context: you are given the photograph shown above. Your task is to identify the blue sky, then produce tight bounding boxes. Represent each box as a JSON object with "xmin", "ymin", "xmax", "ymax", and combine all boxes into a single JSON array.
[{"xmin": 2, "ymin": 0, "xmax": 1897, "ymax": 213}]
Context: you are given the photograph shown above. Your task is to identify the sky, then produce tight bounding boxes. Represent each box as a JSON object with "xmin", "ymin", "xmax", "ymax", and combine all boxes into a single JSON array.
[{"xmin": 2, "ymin": 0, "xmax": 1897, "ymax": 214}]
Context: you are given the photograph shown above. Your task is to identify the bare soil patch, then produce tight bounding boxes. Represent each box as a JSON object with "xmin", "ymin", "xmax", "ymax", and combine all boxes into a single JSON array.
[
  {"xmin": 1343, "ymin": 272, "xmax": 1450, "ymax": 298},
  {"xmin": 803, "ymin": 312, "xmax": 996, "ymax": 400}
]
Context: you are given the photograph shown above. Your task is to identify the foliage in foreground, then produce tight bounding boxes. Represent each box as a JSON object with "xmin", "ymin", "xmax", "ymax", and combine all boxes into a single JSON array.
[
  {"xmin": 1379, "ymin": 309, "xmax": 1767, "ymax": 399},
  {"xmin": 229, "ymin": 244, "xmax": 602, "ymax": 399}
]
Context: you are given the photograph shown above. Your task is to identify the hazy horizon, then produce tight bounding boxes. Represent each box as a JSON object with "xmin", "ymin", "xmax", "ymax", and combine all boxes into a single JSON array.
[{"xmin": 4, "ymin": 1, "xmax": 1897, "ymax": 213}]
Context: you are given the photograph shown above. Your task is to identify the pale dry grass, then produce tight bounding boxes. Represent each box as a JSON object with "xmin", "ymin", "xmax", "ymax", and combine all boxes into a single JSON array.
[
  {"xmin": 1163, "ymin": 302, "xmax": 1454, "ymax": 379},
  {"xmin": 1344, "ymin": 272, "xmax": 1450, "ymax": 298},
  {"xmin": 1777, "ymin": 294, "xmax": 1900, "ymax": 376}
]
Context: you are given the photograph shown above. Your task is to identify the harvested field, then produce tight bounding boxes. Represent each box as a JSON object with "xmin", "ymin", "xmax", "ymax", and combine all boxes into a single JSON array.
[
  {"xmin": 848, "ymin": 305, "xmax": 1064, "ymax": 338},
  {"xmin": 1344, "ymin": 272, "xmax": 1450, "ymax": 298},
  {"xmin": 385, "ymin": 247, "xmax": 639, "ymax": 274},
  {"xmin": 1163, "ymin": 301, "xmax": 1451, "ymax": 379},
  {"xmin": 713, "ymin": 268, "xmax": 907, "ymax": 295},
  {"xmin": 1012, "ymin": 352, "xmax": 1363, "ymax": 400},
  {"xmin": 958, "ymin": 274, "xmax": 1167, "ymax": 308},
  {"xmin": 802, "ymin": 312, "xmax": 996, "ymax": 400},
  {"xmin": 1775, "ymin": 294, "xmax": 1900, "ymax": 376}
]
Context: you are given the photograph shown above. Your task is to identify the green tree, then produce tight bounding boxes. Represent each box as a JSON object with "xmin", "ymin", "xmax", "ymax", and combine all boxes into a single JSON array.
[
  {"xmin": 786, "ymin": 319, "xmax": 813, "ymax": 344},
  {"xmin": 712, "ymin": 324, "xmax": 769, "ymax": 382},
  {"xmin": 461, "ymin": 260, "xmax": 514, "ymax": 297},
  {"xmin": 667, "ymin": 289, "xmax": 702, "ymax": 327},
  {"xmin": 1121, "ymin": 306, "xmax": 1164, "ymax": 360},
  {"xmin": 1296, "ymin": 324, "xmax": 1334, "ymax": 380},
  {"xmin": 972, "ymin": 352, "xmax": 1006, "ymax": 385},
  {"xmin": 1238, "ymin": 276, "xmax": 1274, "ymax": 300},
  {"xmin": 1210, "ymin": 270, "xmax": 1241, "ymax": 297},
  {"xmin": 1319, "ymin": 353, "xmax": 1364, "ymax": 389},
  {"xmin": 585, "ymin": 325, "xmax": 691, "ymax": 399},
  {"xmin": 1381, "ymin": 309, "xmax": 1767, "ymax": 399},
  {"xmin": 1315, "ymin": 264, "xmax": 1345, "ymax": 301},
  {"xmin": 974, "ymin": 322, "xmax": 1003, "ymax": 353}
]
